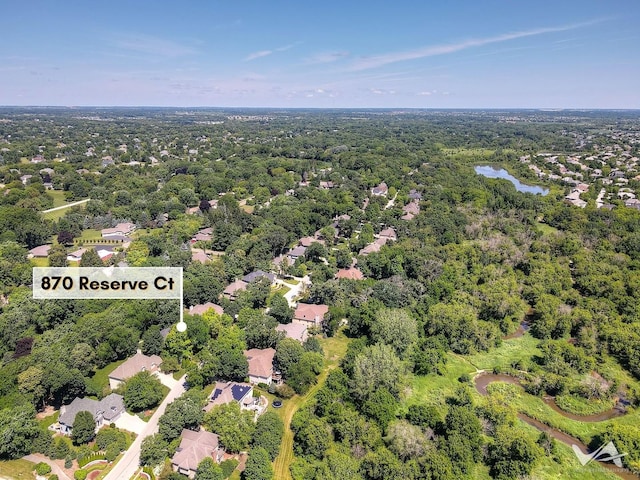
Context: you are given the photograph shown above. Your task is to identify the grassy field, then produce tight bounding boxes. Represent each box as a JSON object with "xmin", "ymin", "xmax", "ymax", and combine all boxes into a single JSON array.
[
  {"xmin": 0, "ymin": 459, "xmax": 36, "ymax": 479},
  {"xmin": 29, "ymin": 257, "xmax": 49, "ymax": 267},
  {"xmin": 272, "ymin": 331, "xmax": 350, "ymax": 480},
  {"xmin": 47, "ymin": 190, "xmax": 68, "ymax": 208}
]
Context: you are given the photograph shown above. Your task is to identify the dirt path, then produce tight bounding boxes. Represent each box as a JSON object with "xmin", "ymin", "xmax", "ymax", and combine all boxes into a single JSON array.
[{"xmin": 41, "ymin": 198, "xmax": 90, "ymax": 213}]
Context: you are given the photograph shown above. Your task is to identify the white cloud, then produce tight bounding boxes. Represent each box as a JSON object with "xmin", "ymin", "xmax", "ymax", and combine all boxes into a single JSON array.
[
  {"xmin": 245, "ymin": 50, "xmax": 273, "ymax": 61},
  {"xmin": 349, "ymin": 19, "xmax": 605, "ymax": 71}
]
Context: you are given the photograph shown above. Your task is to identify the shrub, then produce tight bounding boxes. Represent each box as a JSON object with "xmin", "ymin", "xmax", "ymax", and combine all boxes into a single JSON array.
[
  {"xmin": 220, "ymin": 458, "xmax": 239, "ymax": 478},
  {"xmin": 275, "ymin": 384, "xmax": 295, "ymax": 399},
  {"xmin": 35, "ymin": 462, "xmax": 51, "ymax": 475},
  {"xmin": 74, "ymin": 470, "xmax": 88, "ymax": 480},
  {"xmin": 64, "ymin": 456, "xmax": 73, "ymax": 469},
  {"xmin": 50, "ymin": 475, "xmax": 59, "ymax": 480}
]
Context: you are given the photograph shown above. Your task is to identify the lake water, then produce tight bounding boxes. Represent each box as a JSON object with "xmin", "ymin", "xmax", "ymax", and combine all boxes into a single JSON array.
[{"xmin": 475, "ymin": 165, "xmax": 549, "ymax": 196}]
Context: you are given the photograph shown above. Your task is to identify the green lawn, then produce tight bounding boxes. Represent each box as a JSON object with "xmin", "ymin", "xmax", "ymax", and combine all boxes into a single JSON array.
[
  {"xmin": 38, "ymin": 410, "xmax": 59, "ymax": 429},
  {"xmin": 282, "ymin": 279, "xmax": 300, "ymax": 286},
  {"xmin": 0, "ymin": 458, "xmax": 36, "ymax": 479},
  {"xmin": 270, "ymin": 285, "xmax": 290, "ymax": 297},
  {"xmin": 29, "ymin": 257, "xmax": 49, "ymax": 267},
  {"xmin": 77, "ymin": 229, "xmax": 104, "ymax": 242},
  {"xmin": 47, "ymin": 190, "xmax": 68, "ymax": 208},
  {"xmin": 87, "ymin": 359, "xmax": 125, "ymax": 395}
]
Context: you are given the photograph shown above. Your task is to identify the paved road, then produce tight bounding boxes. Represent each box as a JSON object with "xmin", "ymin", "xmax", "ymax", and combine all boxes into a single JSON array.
[
  {"xmin": 23, "ymin": 453, "xmax": 72, "ymax": 480},
  {"xmin": 41, "ymin": 198, "xmax": 90, "ymax": 213},
  {"xmin": 103, "ymin": 375, "xmax": 186, "ymax": 480}
]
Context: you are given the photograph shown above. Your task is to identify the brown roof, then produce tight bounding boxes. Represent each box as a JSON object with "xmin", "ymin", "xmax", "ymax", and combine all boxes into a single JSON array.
[
  {"xmin": 223, "ymin": 280, "xmax": 248, "ymax": 296},
  {"xmin": 276, "ymin": 323, "xmax": 308, "ymax": 343},
  {"xmin": 378, "ymin": 227, "xmax": 397, "ymax": 239},
  {"xmin": 244, "ymin": 348, "xmax": 275, "ymax": 379},
  {"xmin": 191, "ymin": 250, "xmax": 210, "ymax": 263},
  {"xmin": 29, "ymin": 244, "xmax": 52, "ymax": 257},
  {"xmin": 109, "ymin": 351, "xmax": 162, "ymax": 382},
  {"xmin": 171, "ymin": 429, "xmax": 220, "ymax": 473},
  {"xmin": 189, "ymin": 303, "xmax": 224, "ymax": 316},
  {"xmin": 294, "ymin": 303, "xmax": 329, "ymax": 323},
  {"xmin": 335, "ymin": 267, "xmax": 364, "ymax": 280}
]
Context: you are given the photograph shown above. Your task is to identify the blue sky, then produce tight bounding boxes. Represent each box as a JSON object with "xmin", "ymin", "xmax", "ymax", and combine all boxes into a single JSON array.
[{"xmin": 1, "ymin": 0, "xmax": 638, "ymax": 108}]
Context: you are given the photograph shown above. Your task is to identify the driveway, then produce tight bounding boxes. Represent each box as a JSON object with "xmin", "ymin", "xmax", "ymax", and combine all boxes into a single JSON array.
[
  {"xmin": 22, "ymin": 454, "xmax": 71, "ymax": 480},
  {"xmin": 276, "ymin": 275, "xmax": 310, "ymax": 307},
  {"xmin": 103, "ymin": 375, "xmax": 186, "ymax": 480},
  {"xmin": 114, "ymin": 412, "xmax": 147, "ymax": 435}
]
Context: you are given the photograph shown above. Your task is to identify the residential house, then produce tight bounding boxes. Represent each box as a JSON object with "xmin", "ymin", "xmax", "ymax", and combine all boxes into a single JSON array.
[
  {"xmin": 242, "ymin": 270, "xmax": 276, "ymax": 285},
  {"xmin": 191, "ymin": 250, "xmax": 210, "ymax": 263},
  {"xmin": 171, "ymin": 429, "xmax": 223, "ymax": 479},
  {"xmin": 378, "ymin": 227, "xmax": 397, "ymax": 241},
  {"xmin": 101, "ymin": 222, "xmax": 136, "ymax": 238},
  {"xmin": 19, "ymin": 174, "xmax": 33, "ymax": 185},
  {"xmin": 335, "ymin": 267, "xmax": 364, "ymax": 280},
  {"xmin": 401, "ymin": 201, "xmax": 420, "ymax": 220},
  {"xmin": 244, "ymin": 348, "xmax": 276, "ymax": 385},
  {"xmin": 286, "ymin": 245, "xmax": 307, "ymax": 263},
  {"xmin": 293, "ymin": 303, "xmax": 329, "ymax": 327},
  {"xmin": 276, "ymin": 323, "xmax": 308, "ymax": 343},
  {"xmin": 58, "ymin": 393, "xmax": 124, "ymax": 435},
  {"xmin": 108, "ymin": 351, "xmax": 162, "ymax": 390},
  {"xmin": 28, "ymin": 244, "xmax": 51, "ymax": 258},
  {"xmin": 31, "ymin": 154, "xmax": 46, "ymax": 164},
  {"xmin": 222, "ymin": 280, "xmax": 248, "ymax": 301},
  {"xmin": 408, "ymin": 189, "xmax": 422, "ymax": 200},
  {"xmin": 203, "ymin": 381, "xmax": 254, "ymax": 413},
  {"xmin": 67, "ymin": 248, "xmax": 87, "ymax": 263},
  {"xmin": 189, "ymin": 303, "xmax": 224, "ymax": 316},
  {"xmin": 371, "ymin": 182, "xmax": 388, "ymax": 196}
]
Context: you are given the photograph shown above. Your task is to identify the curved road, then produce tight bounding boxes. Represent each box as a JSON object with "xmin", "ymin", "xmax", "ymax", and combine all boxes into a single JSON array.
[{"xmin": 103, "ymin": 375, "xmax": 186, "ymax": 480}]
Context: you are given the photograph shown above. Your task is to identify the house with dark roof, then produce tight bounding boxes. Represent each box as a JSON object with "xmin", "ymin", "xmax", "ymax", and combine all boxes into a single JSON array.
[
  {"xmin": 108, "ymin": 351, "xmax": 162, "ymax": 390},
  {"xmin": 286, "ymin": 245, "xmax": 307, "ymax": 263},
  {"xmin": 242, "ymin": 270, "xmax": 275, "ymax": 285},
  {"xmin": 203, "ymin": 381, "xmax": 254, "ymax": 412},
  {"xmin": 244, "ymin": 348, "xmax": 276, "ymax": 385},
  {"xmin": 171, "ymin": 429, "xmax": 223, "ymax": 479},
  {"xmin": 371, "ymin": 182, "xmax": 388, "ymax": 196},
  {"xmin": 293, "ymin": 303, "xmax": 329, "ymax": 327},
  {"xmin": 58, "ymin": 393, "xmax": 124, "ymax": 435}
]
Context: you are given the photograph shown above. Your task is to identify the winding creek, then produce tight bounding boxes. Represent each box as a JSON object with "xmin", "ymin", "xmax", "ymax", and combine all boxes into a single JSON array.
[{"xmin": 474, "ymin": 373, "xmax": 637, "ymax": 479}]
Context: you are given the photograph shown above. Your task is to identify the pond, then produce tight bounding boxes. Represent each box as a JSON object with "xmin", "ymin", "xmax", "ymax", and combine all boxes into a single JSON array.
[{"xmin": 475, "ymin": 165, "xmax": 549, "ymax": 196}]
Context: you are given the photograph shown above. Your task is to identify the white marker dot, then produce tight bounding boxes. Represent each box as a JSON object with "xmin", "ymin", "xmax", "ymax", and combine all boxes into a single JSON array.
[{"xmin": 176, "ymin": 321, "xmax": 187, "ymax": 332}]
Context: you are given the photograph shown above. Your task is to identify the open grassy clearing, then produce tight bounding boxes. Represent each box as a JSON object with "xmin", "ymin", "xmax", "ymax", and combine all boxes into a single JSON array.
[
  {"xmin": 29, "ymin": 257, "xmax": 49, "ymax": 267},
  {"xmin": 272, "ymin": 331, "xmax": 350, "ymax": 480},
  {"xmin": 46, "ymin": 190, "xmax": 68, "ymax": 208},
  {"xmin": 0, "ymin": 459, "xmax": 36, "ymax": 479}
]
